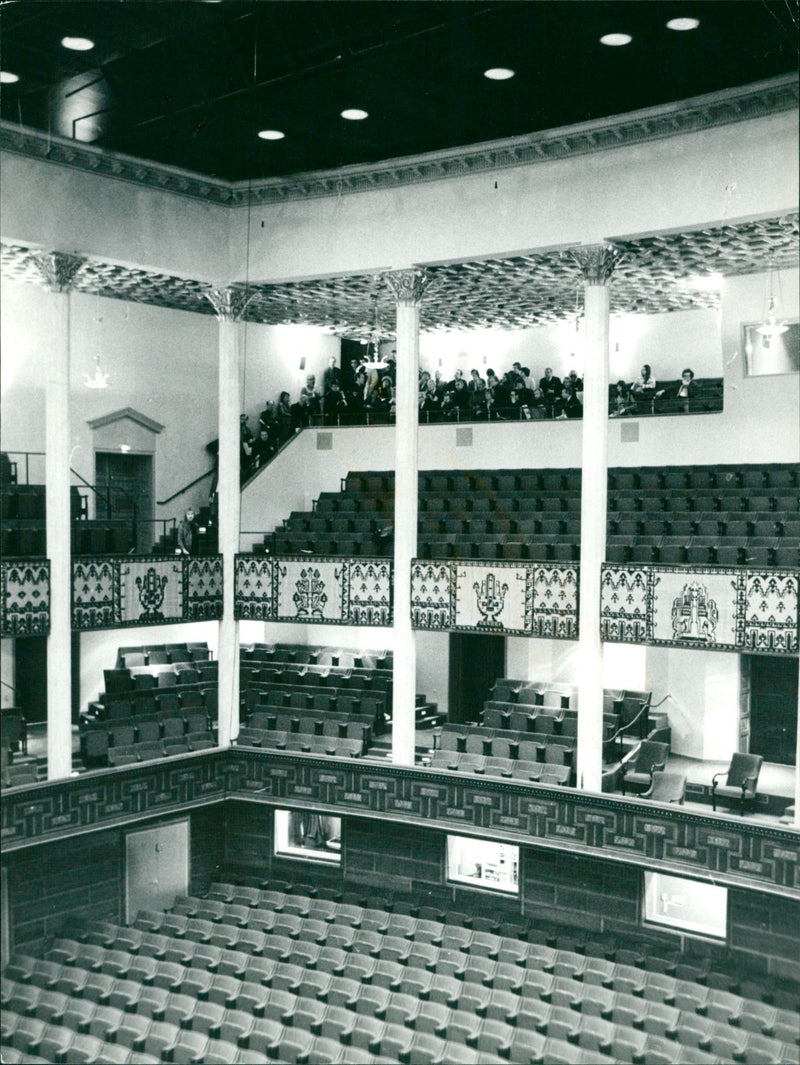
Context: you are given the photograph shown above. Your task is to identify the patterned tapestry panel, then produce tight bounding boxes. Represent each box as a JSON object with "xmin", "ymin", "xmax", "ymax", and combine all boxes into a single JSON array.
[
  {"xmin": 276, "ymin": 559, "xmax": 344, "ymax": 622},
  {"xmin": 234, "ymin": 555, "xmax": 394, "ymax": 627},
  {"xmin": 652, "ymin": 568, "xmax": 741, "ymax": 650},
  {"xmin": 235, "ymin": 557, "xmax": 274, "ymax": 621},
  {"xmin": 411, "ymin": 561, "xmax": 454, "ymax": 630},
  {"xmin": 347, "ymin": 560, "xmax": 392, "ymax": 626},
  {"xmin": 120, "ymin": 559, "xmax": 184, "ymax": 623},
  {"xmin": 73, "ymin": 559, "xmax": 117, "ymax": 629},
  {"xmin": 186, "ymin": 557, "xmax": 224, "ymax": 620},
  {"xmin": 600, "ymin": 566, "xmax": 648, "ymax": 642},
  {"xmin": 411, "ymin": 559, "xmax": 578, "ymax": 640},
  {"xmin": 601, "ymin": 564, "xmax": 798, "ymax": 656},
  {"xmin": 531, "ymin": 565, "xmax": 579, "ymax": 639},
  {"xmin": 743, "ymin": 572, "xmax": 799, "ymax": 654},
  {"xmin": 1, "ymin": 559, "xmax": 50, "ymax": 637},
  {"xmin": 454, "ymin": 562, "xmax": 530, "ymax": 634},
  {"xmin": 72, "ymin": 555, "xmax": 223, "ymax": 630}
]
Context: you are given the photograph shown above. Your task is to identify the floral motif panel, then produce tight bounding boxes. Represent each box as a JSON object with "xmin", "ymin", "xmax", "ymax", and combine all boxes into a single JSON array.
[
  {"xmin": 71, "ymin": 555, "xmax": 223, "ymax": 630},
  {"xmin": 1, "ymin": 559, "xmax": 50, "ymax": 636},
  {"xmin": 234, "ymin": 555, "xmax": 392, "ymax": 627},
  {"xmin": 601, "ymin": 564, "xmax": 798, "ymax": 655}
]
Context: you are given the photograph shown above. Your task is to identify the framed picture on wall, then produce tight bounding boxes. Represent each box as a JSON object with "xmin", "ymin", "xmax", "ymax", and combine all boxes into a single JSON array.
[{"xmin": 742, "ymin": 320, "xmax": 800, "ymax": 376}]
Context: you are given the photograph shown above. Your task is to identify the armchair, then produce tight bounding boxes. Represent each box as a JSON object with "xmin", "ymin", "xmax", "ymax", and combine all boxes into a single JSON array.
[
  {"xmin": 621, "ymin": 740, "xmax": 669, "ymax": 796},
  {"xmin": 642, "ymin": 770, "xmax": 686, "ymax": 805},
  {"xmin": 711, "ymin": 753, "xmax": 763, "ymax": 815}
]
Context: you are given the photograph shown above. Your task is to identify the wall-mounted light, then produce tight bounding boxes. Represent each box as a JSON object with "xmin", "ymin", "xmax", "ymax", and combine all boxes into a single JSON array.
[{"xmin": 84, "ymin": 354, "xmax": 110, "ymax": 389}]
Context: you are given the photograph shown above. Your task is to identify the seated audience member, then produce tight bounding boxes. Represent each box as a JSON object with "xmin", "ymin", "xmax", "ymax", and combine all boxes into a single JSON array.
[
  {"xmin": 610, "ymin": 380, "xmax": 636, "ymax": 417},
  {"xmin": 442, "ymin": 376, "xmax": 471, "ymax": 418},
  {"xmin": 557, "ymin": 378, "xmax": 584, "ymax": 418},
  {"xmin": 677, "ymin": 367, "xmax": 699, "ymax": 401},
  {"xmin": 291, "ymin": 391, "xmax": 315, "ymax": 430},
  {"xmin": 368, "ymin": 374, "xmax": 394, "ymax": 415},
  {"xmin": 250, "ymin": 427, "xmax": 274, "ymax": 470},
  {"xmin": 433, "ymin": 369, "xmax": 447, "ymax": 401},
  {"xmin": 539, "ymin": 367, "xmax": 562, "ymax": 415},
  {"xmin": 275, "ymin": 391, "xmax": 293, "ymax": 442},
  {"xmin": 240, "ymin": 413, "xmax": 254, "ymax": 474},
  {"xmin": 632, "ymin": 363, "xmax": 657, "ymax": 392},
  {"xmin": 520, "ymin": 365, "xmax": 535, "ymax": 390},
  {"xmin": 446, "ymin": 368, "xmax": 465, "ymax": 394},
  {"xmin": 489, "ymin": 372, "xmax": 514, "ymax": 419},
  {"xmin": 420, "ymin": 375, "xmax": 442, "ymax": 419},
  {"xmin": 322, "ymin": 355, "xmax": 341, "ymax": 397},
  {"xmin": 322, "ymin": 379, "xmax": 348, "ymax": 424},
  {"xmin": 177, "ymin": 508, "xmax": 198, "ymax": 555},
  {"xmin": 258, "ymin": 401, "xmax": 276, "ymax": 434},
  {"xmin": 347, "ymin": 370, "xmax": 367, "ymax": 420},
  {"xmin": 566, "ymin": 368, "xmax": 584, "ymax": 395},
  {"xmin": 468, "ymin": 368, "xmax": 486, "ymax": 393}
]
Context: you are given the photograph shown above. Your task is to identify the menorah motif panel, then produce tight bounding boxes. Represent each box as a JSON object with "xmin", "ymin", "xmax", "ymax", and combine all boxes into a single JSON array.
[
  {"xmin": 1, "ymin": 558, "xmax": 50, "ymax": 637},
  {"xmin": 234, "ymin": 555, "xmax": 392, "ymax": 626},
  {"xmin": 601, "ymin": 565, "xmax": 798, "ymax": 655},
  {"xmin": 72, "ymin": 555, "xmax": 223, "ymax": 630},
  {"xmin": 411, "ymin": 559, "xmax": 578, "ymax": 639}
]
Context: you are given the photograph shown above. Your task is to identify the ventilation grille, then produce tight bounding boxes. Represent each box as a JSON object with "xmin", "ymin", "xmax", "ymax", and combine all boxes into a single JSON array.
[{"xmin": 316, "ymin": 432, "xmax": 333, "ymax": 450}]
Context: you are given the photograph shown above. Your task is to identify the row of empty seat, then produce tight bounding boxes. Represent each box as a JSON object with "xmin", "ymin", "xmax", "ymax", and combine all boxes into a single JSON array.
[{"xmin": 4, "ymin": 880, "xmax": 797, "ymax": 1065}]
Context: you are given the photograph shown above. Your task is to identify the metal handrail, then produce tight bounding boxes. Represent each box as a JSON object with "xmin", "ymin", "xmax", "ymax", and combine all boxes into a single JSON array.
[
  {"xmin": 2, "ymin": 450, "xmax": 45, "ymax": 484},
  {"xmin": 157, "ymin": 467, "xmax": 215, "ymax": 506}
]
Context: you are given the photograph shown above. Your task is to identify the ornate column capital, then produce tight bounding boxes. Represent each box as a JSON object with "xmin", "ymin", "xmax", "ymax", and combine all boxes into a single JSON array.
[
  {"xmin": 31, "ymin": 251, "xmax": 86, "ymax": 293},
  {"xmin": 567, "ymin": 244, "xmax": 624, "ymax": 285},
  {"xmin": 383, "ymin": 267, "xmax": 436, "ymax": 305},
  {"xmin": 204, "ymin": 285, "xmax": 257, "ymax": 322}
]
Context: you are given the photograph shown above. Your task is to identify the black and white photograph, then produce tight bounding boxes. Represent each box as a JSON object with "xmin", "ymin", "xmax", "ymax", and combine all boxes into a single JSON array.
[{"xmin": 0, "ymin": 2, "xmax": 798, "ymax": 1062}]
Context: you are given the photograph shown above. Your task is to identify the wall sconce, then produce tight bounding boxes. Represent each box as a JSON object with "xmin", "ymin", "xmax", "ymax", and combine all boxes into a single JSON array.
[{"xmin": 84, "ymin": 354, "xmax": 110, "ymax": 389}]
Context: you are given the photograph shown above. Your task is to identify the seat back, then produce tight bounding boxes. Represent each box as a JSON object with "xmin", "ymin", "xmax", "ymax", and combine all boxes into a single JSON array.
[
  {"xmin": 633, "ymin": 740, "xmax": 669, "ymax": 774},
  {"xmin": 725, "ymin": 753, "xmax": 763, "ymax": 795},
  {"xmin": 648, "ymin": 770, "xmax": 686, "ymax": 804}
]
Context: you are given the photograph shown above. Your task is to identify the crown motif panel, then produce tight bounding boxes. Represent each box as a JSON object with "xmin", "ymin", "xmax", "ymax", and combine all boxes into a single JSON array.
[{"xmin": 602, "ymin": 564, "xmax": 798, "ymax": 655}]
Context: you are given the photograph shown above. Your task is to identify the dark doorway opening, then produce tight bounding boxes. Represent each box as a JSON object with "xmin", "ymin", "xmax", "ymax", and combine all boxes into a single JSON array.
[
  {"xmin": 95, "ymin": 452, "xmax": 154, "ymax": 553},
  {"xmin": 448, "ymin": 633, "xmax": 505, "ymax": 724},
  {"xmin": 747, "ymin": 654, "xmax": 797, "ymax": 765},
  {"xmin": 15, "ymin": 633, "xmax": 81, "ymax": 723}
]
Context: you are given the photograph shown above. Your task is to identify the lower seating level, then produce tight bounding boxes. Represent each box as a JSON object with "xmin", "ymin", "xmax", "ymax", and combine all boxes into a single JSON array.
[{"xmin": 3, "ymin": 878, "xmax": 798, "ymax": 1065}]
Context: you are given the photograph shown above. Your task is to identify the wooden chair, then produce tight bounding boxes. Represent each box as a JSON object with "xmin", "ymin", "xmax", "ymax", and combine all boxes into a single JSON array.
[{"xmin": 711, "ymin": 753, "xmax": 763, "ymax": 815}]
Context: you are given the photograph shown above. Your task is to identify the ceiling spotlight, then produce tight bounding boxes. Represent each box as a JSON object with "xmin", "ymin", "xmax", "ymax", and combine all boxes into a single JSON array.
[
  {"xmin": 666, "ymin": 17, "xmax": 700, "ymax": 31},
  {"xmin": 341, "ymin": 108, "xmax": 368, "ymax": 121},
  {"xmin": 484, "ymin": 67, "xmax": 515, "ymax": 80},
  {"xmin": 600, "ymin": 33, "xmax": 632, "ymax": 46},
  {"xmin": 0, "ymin": 71, "xmax": 20, "ymax": 84},
  {"xmin": 61, "ymin": 36, "xmax": 95, "ymax": 51},
  {"xmin": 258, "ymin": 129, "xmax": 285, "ymax": 140},
  {"xmin": 685, "ymin": 273, "xmax": 723, "ymax": 291}
]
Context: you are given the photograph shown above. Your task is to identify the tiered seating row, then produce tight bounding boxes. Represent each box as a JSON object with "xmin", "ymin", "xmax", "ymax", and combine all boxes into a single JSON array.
[
  {"xmin": 436, "ymin": 725, "xmax": 574, "ymax": 785},
  {"xmin": 4, "ymin": 885, "xmax": 797, "ymax": 1065},
  {"xmin": 243, "ymin": 643, "xmax": 392, "ymax": 670},
  {"xmin": 116, "ymin": 643, "xmax": 212, "ymax": 670}
]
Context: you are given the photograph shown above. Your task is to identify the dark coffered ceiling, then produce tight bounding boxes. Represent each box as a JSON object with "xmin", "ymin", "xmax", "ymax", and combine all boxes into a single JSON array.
[{"xmin": 1, "ymin": 1, "xmax": 797, "ymax": 182}]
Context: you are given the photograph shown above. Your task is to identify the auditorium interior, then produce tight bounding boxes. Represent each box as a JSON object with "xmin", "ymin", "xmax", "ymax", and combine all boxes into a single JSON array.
[{"xmin": 0, "ymin": 3, "xmax": 799, "ymax": 1064}]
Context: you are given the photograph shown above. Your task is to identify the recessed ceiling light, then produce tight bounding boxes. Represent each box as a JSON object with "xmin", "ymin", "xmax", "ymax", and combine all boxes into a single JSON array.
[
  {"xmin": 684, "ymin": 272, "xmax": 723, "ymax": 291},
  {"xmin": 667, "ymin": 17, "xmax": 700, "ymax": 31},
  {"xmin": 341, "ymin": 108, "xmax": 368, "ymax": 121},
  {"xmin": 0, "ymin": 71, "xmax": 20, "ymax": 84},
  {"xmin": 61, "ymin": 36, "xmax": 95, "ymax": 51},
  {"xmin": 258, "ymin": 129, "xmax": 285, "ymax": 140},
  {"xmin": 600, "ymin": 33, "xmax": 632, "ymax": 46},
  {"xmin": 484, "ymin": 67, "xmax": 515, "ymax": 81}
]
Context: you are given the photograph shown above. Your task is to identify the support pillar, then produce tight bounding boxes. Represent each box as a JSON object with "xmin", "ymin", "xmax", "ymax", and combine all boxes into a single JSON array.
[
  {"xmin": 205, "ymin": 287, "xmax": 254, "ymax": 748},
  {"xmin": 32, "ymin": 251, "xmax": 85, "ymax": 781},
  {"xmin": 794, "ymin": 660, "xmax": 799, "ymax": 827},
  {"xmin": 569, "ymin": 246, "xmax": 622, "ymax": 792},
  {"xmin": 384, "ymin": 269, "xmax": 434, "ymax": 765}
]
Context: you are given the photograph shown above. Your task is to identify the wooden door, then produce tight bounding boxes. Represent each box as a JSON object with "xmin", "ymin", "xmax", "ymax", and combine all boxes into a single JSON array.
[
  {"xmin": 747, "ymin": 655, "xmax": 798, "ymax": 765},
  {"xmin": 448, "ymin": 633, "xmax": 506, "ymax": 723},
  {"xmin": 125, "ymin": 820, "xmax": 189, "ymax": 923},
  {"xmin": 95, "ymin": 452, "xmax": 154, "ymax": 552}
]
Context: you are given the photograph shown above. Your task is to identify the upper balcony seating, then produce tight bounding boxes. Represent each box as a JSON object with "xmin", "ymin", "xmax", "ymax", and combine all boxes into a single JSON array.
[{"xmin": 264, "ymin": 463, "xmax": 799, "ymax": 566}]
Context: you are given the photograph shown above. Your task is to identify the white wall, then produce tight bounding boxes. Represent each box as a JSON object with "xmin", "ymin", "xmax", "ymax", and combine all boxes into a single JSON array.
[
  {"xmin": 1, "ymin": 280, "xmax": 219, "ymax": 519},
  {"xmin": 79, "ymin": 621, "xmax": 218, "ymax": 713},
  {"xmin": 0, "ymin": 639, "xmax": 15, "ymax": 708},
  {"xmin": 241, "ymin": 323, "xmax": 341, "ymax": 425}
]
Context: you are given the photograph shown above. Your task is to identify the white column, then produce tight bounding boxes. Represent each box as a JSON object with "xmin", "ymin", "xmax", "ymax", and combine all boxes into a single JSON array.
[
  {"xmin": 384, "ymin": 269, "xmax": 434, "ymax": 765},
  {"xmin": 570, "ymin": 246, "xmax": 621, "ymax": 792},
  {"xmin": 794, "ymin": 660, "xmax": 799, "ymax": 827},
  {"xmin": 205, "ymin": 287, "xmax": 253, "ymax": 748},
  {"xmin": 32, "ymin": 252, "xmax": 85, "ymax": 780}
]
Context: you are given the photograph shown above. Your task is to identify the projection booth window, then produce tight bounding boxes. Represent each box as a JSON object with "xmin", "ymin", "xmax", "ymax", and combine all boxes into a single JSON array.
[
  {"xmin": 447, "ymin": 835, "xmax": 519, "ymax": 894},
  {"xmin": 274, "ymin": 810, "xmax": 341, "ymax": 864}
]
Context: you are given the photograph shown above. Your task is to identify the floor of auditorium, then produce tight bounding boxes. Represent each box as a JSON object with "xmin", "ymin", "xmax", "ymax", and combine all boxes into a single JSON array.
[{"xmin": 14, "ymin": 724, "xmax": 795, "ymax": 828}]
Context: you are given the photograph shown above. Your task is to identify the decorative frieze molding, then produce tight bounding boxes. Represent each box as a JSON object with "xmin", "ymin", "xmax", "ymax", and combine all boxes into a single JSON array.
[
  {"xmin": 2, "ymin": 747, "xmax": 797, "ymax": 894},
  {"xmin": 72, "ymin": 555, "xmax": 223, "ymax": 631},
  {"xmin": 411, "ymin": 559, "xmax": 579, "ymax": 639},
  {"xmin": 383, "ymin": 268, "xmax": 436, "ymax": 305},
  {"xmin": 601, "ymin": 564, "xmax": 798, "ymax": 655},
  {"xmin": 235, "ymin": 555, "xmax": 392, "ymax": 627},
  {"xmin": 2, "ymin": 76, "xmax": 796, "ymax": 206},
  {"xmin": 1, "ymin": 559, "xmax": 50, "ymax": 637},
  {"xmin": 0, "ymin": 752, "xmax": 226, "ymax": 852}
]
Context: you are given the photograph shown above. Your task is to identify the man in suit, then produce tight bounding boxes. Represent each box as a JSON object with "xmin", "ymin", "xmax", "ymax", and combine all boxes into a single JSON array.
[{"xmin": 539, "ymin": 367, "xmax": 562, "ymax": 416}]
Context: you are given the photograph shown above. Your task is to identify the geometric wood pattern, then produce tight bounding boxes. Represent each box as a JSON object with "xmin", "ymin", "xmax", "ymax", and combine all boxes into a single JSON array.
[
  {"xmin": 3, "ymin": 212, "xmax": 797, "ymax": 340},
  {"xmin": 601, "ymin": 564, "xmax": 799, "ymax": 656},
  {"xmin": 234, "ymin": 555, "xmax": 392, "ymax": 627},
  {"xmin": 412, "ymin": 559, "xmax": 578, "ymax": 639},
  {"xmin": 72, "ymin": 555, "xmax": 223, "ymax": 630},
  {"xmin": 3, "ymin": 748, "xmax": 797, "ymax": 897},
  {"xmin": 0, "ymin": 558, "xmax": 50, "ymax": 637}
]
